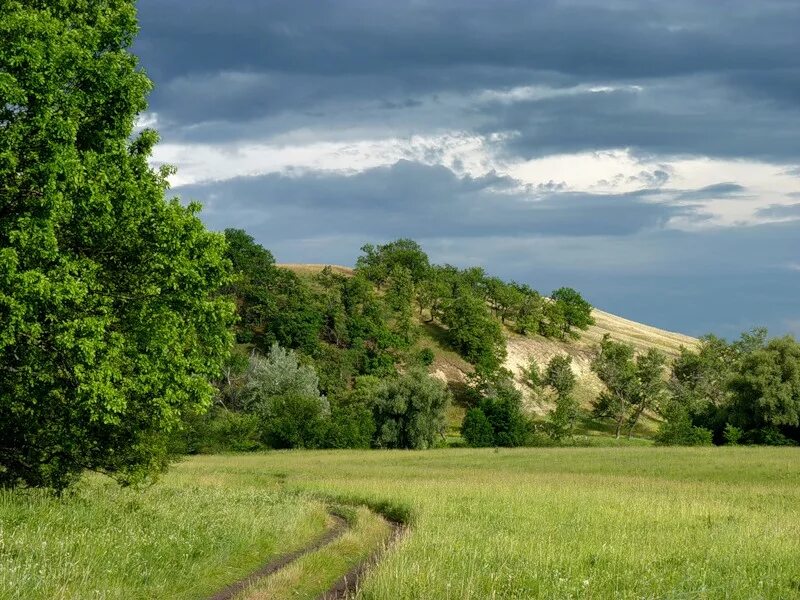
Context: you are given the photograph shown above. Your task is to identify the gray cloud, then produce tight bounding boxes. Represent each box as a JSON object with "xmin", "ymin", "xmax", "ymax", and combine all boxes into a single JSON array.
[
  {"xmin": 176, "ymin": 161, "xmax": 697, "ymax": 242},
  {"xmin": 756, "ymin": 203, "xmax": 800, "ymax": 218},
  {"xmin": 133, "ymin": 1, "xmax": 800, "ymax": 336},
  {"xmin": 135, "ymin": 0, "xmax": 800, "ymax": 161}
]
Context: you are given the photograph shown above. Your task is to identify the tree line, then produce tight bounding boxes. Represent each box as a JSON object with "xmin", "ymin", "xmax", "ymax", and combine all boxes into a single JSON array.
[{"xmin": 172, "ymin": 231, "xmax": 596, "ymax": 455}]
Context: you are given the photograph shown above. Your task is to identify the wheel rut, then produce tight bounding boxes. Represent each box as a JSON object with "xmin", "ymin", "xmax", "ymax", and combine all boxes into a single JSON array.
[{"xmin": 207, "ymin": 509, "xmax": 405, "ymax": 600}]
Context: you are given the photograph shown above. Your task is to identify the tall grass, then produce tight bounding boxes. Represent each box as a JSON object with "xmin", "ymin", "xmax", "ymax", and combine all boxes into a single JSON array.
[
  {"xmin": 0, "ymin": 467, "xmax": 326, "ymax": 600},
  {"xmin": 217, "ymin": 447, "xmax": 800, "ymax": 599},
  {"xmin": 3, "ymin": 448, "xmax": 799, "ymax": 599}
]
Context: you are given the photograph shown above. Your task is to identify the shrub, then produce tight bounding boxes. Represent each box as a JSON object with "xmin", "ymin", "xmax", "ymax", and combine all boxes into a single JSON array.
[
  {"xmin": 655, "ymin": 407, "xmax": 713, "ymax": 446},
  {"xmin": 461, "ymin": 408, "xmax": 495, "ymax": 447},
  {"xmin": 242, "ymin": 344, "xmax": 329, "ymax": 449},
  {"xmin": 173, "ymin": 409, "xmax": 262, "ymax": 454},
  {"xmin": 417, "ymin": 347, "xmax": 436, "ymax": 366},
  {"xmin": 723, "ymin": 423, "xmax": 743, "ymax": 445},
  {"xmin": 372, "ymin": 371, "xmax": 451, "ymax": 449},
  {"xmin": 523, "ymin": 357, "xmax": 542, "ymax": 389},
  {"xmin": 260, "ymin": 394, "xmax": 329, "ymax": 449},
  {"xmin": 323, "ymin": 378, "xmax": 379, "ymax": 449},
  {"xmin": 472, "ymin": 380, "xmax": 531, "ymax": 447}
]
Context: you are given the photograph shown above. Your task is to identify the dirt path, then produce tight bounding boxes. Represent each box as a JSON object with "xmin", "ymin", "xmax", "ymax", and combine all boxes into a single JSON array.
[
  {"xmin": 208, "ymin": 515, "xmax": 349, "ymax": 600},
  {"xmin": 208, "ymin": 509, "xmax": 405, "ymax": 600},
  {"xmin": 317, "ymin": 518, "xmax": 405, "ymax": 600}
]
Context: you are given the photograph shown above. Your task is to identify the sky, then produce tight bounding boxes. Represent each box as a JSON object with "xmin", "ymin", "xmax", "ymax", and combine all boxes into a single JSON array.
[{"xmin": 133, "ymin": 0, "xmax": 800, "ymax": 338}]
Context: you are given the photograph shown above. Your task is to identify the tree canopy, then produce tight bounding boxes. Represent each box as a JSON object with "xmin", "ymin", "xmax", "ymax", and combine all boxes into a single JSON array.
[{"xmin": 0, "ymin": 1, "xmax": 234, "ymax": 489}]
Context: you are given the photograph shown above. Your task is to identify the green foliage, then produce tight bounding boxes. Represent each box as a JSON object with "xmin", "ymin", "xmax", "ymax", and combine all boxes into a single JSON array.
[
  {"xmin": 544, "ymin": 355, "xmax": 579, "ymax": 440},
  {"xmin": 223, "ymin": 229, "xmax": 321, "ymax": 353},
  {"xmin": 461, "ymin": 408, "xmax": 495, "ymax": 447},
  {"xmin": 173, "ymin": 408, "xmax": 262, "ymax": 454},
  {"xmin": 523, "ymin": 356, "xmax": 542, "ymax": 389},
  {"xmin": 0, "ymin": 1, "xmax": 234, "ymax": 490},
  {"xmin": 356, "ymin": 239, "xmax": 430, "ymax": 286},
  {"xmin": 372, "ymin": 371, "xmax": 450, "ymax": 449},
  {"xmin": 551, "ymin": 287, "xmax": 595, "ymax": 337},
  {"xmin": 655, "ymin": 401, "xmax": 713, "ymax": 446},
  {"xmin": 465, "ymin": 379, "xmax": 530, "ymax": 447},
  {"xmin": 545, "ymin": 355, "xmax": 577, "ymax": 397},
  {"xmin": 441, "ymin": 293, "xmax": 506, "ymax": 375},
  {"xmin": 244, "ymin": 344, "xmax": 322, "ymax": 405},
  {"xmin": 539, "ymin": 301, "xmax": 568, "ymax": 338},
  {"xmin": 324, "ymin": 385, "xmax": 377, "ymax": 449},
  {"xmin": 723, "ymin": 423, "xmax": 743, "ymax": 445},
  {"xmin": 241, "ymin": 344, "xmax": 329, "ymax": 448},
  {"xmin": 416, "ymin": 347, "xmax": 436, "ymax": 367},
  {"xmin": 728, "ymin": 336, "xmax": 800, "ymax": 439},
  {"xmin": 513, "ymin": 286, "xmax": 546, "ymax": 336},
  {"xmin": 592, "ymin": 336, "xmax": 668, "ymax": 439},
  {"xmin": 385, "ymin": 265, "xmax": 416, "ymax": 346},
  {"xmin": 667, "ymin": 329, "xmax": 799, "ymax": 445},
  {"xmin": 259, "ymin": 394, "xmax": 330, "ymax": 449}
]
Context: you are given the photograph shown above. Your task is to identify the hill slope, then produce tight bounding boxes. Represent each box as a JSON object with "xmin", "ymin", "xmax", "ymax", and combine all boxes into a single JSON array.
[{"xmin": 279, "ymin": 263, "xmax": 697, "ymax": 431}]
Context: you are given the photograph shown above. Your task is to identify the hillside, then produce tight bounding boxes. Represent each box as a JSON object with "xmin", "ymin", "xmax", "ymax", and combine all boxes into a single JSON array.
[{"xmin": 279, "ymin": 263, "xmax": 697, "ymax": 433}]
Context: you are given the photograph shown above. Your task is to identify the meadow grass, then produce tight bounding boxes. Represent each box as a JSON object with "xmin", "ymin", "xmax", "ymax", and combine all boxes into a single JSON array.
[
  {"xmin": 205, "ymin": 447, "xmax": 800, "ymax": 599},
  {"xmin": 2, "ymin": 447, "xmax": 799, "ymax": 599},
  {"xmin": 0, "ymin": 467, "xmax": 326, "ymax": 600}
]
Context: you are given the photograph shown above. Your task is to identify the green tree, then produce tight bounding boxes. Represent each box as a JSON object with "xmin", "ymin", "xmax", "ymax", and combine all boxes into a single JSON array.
[
  {"xmin": 728, "ymin": 336, "xmax": 800, "ymax": 444},
  {"xmin": 372, "ymin": 371, "xmax": 450, "ymax": 449},
  {"xmin": 461, "ymin": 408, "xmax": 495, "ymax": 447},
  {"xmin": 523, "ymin": 356, "xmax": 543, "ymax": 390},
  {"xmin": 323, "ymin": 376, "xmax": 378, "ymax": 449},
  {"xmin": 592, "ymin": 336, "xmax": 669, "ymax": 439},
  {"xmin": 223, "ymin": 230, "xmax": 321, "ymax": 354},
  {"xmin": 627, "ymin": 348, "xmax": 668, "ymax": 438},
  {"xmin": 441, "ymin": 293, "xmax": 506, "ymax": 375},
  {"xmin": 474, "ymin": 380, "xmax": 530, "ymax": 447},
  {"xmin": 385, "ymin": 265, "xmax": 415, "ymax": 346},
  {"xmin": 356, "ymin": 239, "xmax": 430, "ymax": 287},
  {"xmin": 0, "ymin": 1, "xmax": 234, "ymax": 490},
  {"xmin": 243, "ymin": 344, "xmax": 329, "ymax": 448},
  {"xmin": 544, "ymin": 355, "xmax": 578, "ymax": 440},
  {"xmin": 591, "ymin": 336, "xmax": 639, "ymax": 439},
  {"xmin": 514, "ymin": 285, "xmax": 546, "ymax": 336},
  {"xmin": 539, "ymin": 300, "xmax": 568, "ymax": 339},
  {"xmin": 551, "ymin": 287, "xmax": 595, "ymax": 338}
]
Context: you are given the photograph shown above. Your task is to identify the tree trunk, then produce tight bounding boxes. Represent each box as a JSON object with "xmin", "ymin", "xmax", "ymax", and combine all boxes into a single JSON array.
[
  {"xmin": 627, "ymin": 406, "xmax": 645, "ymax": 439},
  {"xmin": 615, "ymin": 418, "xmax": 623, "ymax": 439}
]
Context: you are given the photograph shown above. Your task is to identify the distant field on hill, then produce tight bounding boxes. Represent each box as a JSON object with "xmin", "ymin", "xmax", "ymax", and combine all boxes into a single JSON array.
[{"xmin": 4, "ymin": 448, "xmax": 798, "ymax": 599}]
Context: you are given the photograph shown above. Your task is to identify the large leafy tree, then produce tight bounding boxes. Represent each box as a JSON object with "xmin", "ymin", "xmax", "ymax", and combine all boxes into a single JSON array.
[
  {"xmin": 728, "ymin": 336, "xmax": 800, "ymax": 443},
  {"xmin": 0, "ymin": 1, "xmax": 233, "ymax": 489}
]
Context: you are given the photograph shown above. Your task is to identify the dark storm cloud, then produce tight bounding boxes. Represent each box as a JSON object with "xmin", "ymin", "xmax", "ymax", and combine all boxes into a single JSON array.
[
  {"xmin": 135, "ymin": 0, "xmax": 800, "ymax": 161},
  {"xmin": 175, "ymin": 160, "xmax": 697, "ymax": 241},
  {"xmin": 482, "ymin": 83, "xmax": 800, "ymax": 162}
]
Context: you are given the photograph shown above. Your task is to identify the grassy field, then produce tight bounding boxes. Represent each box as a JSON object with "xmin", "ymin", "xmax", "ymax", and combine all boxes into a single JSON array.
[
  {"xmin": 0, "ymin": 469, "xmax": 330, "ymax": 599},
  {"xmin": 3, "ymin": 448, "xmax": 798, "ymax": 599}
]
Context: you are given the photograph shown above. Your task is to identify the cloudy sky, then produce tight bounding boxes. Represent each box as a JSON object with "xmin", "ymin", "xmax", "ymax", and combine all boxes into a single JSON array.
[{"xmin": 133, "ymin": 0, "xmax": 800, "ymax": 338}]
